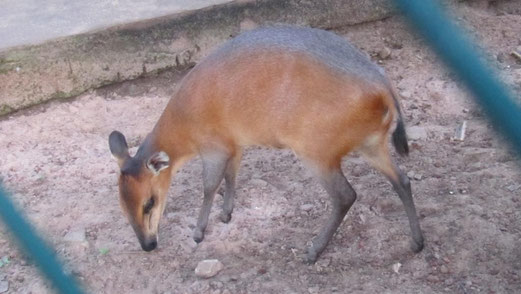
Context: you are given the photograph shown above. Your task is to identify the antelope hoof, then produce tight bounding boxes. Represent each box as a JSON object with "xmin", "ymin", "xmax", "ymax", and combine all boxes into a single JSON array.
[
  {"xmin": 193, "ymin": 229, "xmax": 205, "ymax": 243},
  {"xmin": 305, "ymin": 247, "xmax": 319, "ymax": 264},
  {"xmin": 220, "ymin": 212, "xmax": 232, "ymax": 223},
  {"xmin": 410, "ymin": 238, "xmax": 424, "ymax": 253}
]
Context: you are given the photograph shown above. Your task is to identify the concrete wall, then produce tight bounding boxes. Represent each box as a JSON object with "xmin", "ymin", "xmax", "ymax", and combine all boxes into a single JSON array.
[{"xmin": 0, "ymin": 0, "xmax": 395, "ymax": 115}]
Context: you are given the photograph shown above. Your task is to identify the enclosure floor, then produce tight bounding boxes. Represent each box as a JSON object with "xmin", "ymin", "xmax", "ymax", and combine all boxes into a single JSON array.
[{"xmin": 1, "ymin": 1, "xmax": 521, "ymax": 293}]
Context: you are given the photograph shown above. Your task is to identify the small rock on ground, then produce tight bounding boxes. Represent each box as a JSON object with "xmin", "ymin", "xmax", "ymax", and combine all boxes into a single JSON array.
[
  {"xmin": 407, "ymin": 126, "xmax": 428, "ymax": 140},
  {"xmin": 427, "ymin": 274, "xmax": 440, "ymax": 283},
  {"xmin": 378, "ymin": 47, "xmax": 392, "ymax": 59},
  {"xmin": 300, "ymin": 204, "xmax": 314, "ymax": 212},
  {"xmin": 407, "ymin": 171, "xmax": 423, "ymax": 181},
  {"xmin": 0, "ymin": 280, "xmax": 8, "ymax": 293},
  {"xmin": 195, "ymin": 259, "xmax": 224, "ymax": 278},
  {"xmin": 64, "ymin": 228, "xmax": 86, "ymax": 242},
  {"xmin": 392, "ymin": 262, "xmax": 402, "ymax": 274},
  {"xmin": 250, "ymin": 178, "xmax": 268, "ymax": 186}
]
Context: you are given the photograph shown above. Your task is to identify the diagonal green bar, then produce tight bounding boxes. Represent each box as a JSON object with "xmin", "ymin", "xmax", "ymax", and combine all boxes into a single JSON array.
[
  {"xmin": 0, "ymin": 186, "xmax": 85, "ymax": 294},
  {"xmin": 394, "ymin": 0, "xmax": 521, "ymax": 152}
]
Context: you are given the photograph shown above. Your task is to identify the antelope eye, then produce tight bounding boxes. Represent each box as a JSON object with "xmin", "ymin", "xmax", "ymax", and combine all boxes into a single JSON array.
[{"xmin": 143, "ymin": 197, "xmax": 155, "ymax": 214}]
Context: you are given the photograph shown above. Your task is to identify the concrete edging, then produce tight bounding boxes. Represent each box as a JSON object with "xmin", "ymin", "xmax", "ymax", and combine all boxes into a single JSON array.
[{"xmin": 0, "ymin": 0, "xmax": 395, "ymax": 116}]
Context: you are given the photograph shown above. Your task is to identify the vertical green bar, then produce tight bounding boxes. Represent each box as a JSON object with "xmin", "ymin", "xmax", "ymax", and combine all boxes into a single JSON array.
[
  {"xmin": 0, "ymin": 186, "xmax": 85, "ymax": 294},
  {"xmin": 394, "ymin": 0, "xmax": 521, "ymax": 152}
]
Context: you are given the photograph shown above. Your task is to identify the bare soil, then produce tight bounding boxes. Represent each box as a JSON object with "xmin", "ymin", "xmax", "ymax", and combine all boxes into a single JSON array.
[{"xmin": 1, "ymin": 1, "xmax": 521, "ymax": 293}]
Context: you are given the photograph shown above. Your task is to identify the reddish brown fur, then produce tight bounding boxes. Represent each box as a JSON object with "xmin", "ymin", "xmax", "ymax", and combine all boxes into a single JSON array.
[{"xmin": 150, "ymin": 50, "xmax": 396, "ymax": 172}]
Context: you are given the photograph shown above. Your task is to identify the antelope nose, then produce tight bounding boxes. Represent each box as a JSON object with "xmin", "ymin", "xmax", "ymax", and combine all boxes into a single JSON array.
[{"xmin": 141, "ymin": 240, "xmax": 157, "ymax": 252}]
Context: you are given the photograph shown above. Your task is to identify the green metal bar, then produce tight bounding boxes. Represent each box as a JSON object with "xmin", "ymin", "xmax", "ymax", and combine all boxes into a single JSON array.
[
  {"xmin": 0, "ymin": 186, "xmax": 85, "ymax": 294},
  {"xmin": 394, "ymin": 0, "xmax": 521, "ymax": 152}
]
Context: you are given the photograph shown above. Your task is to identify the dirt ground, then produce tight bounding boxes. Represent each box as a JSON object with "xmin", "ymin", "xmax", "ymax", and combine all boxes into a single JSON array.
[{"xmin": 1, "ymin": 1, "xmax": 521, "ymax": 293}]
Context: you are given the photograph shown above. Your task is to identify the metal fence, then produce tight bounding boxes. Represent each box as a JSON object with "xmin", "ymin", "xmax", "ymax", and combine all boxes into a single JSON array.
[
  {"xmin": 0, "ymin": 0, "xmax": 519, "ymax": 293},
  {"xmin": 0, "ymin": 186, "xmax": 85, "ymax": 293}
]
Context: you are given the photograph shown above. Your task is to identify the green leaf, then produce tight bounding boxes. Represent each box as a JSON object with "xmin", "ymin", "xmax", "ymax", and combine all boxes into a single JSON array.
[{"xmin": 0, "ymin": 256, "xmax": 9, "ymax": 267}]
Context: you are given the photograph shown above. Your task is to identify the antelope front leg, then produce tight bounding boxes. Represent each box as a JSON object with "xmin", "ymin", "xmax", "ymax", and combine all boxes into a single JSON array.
[{"xmin": 193, "ymin": 151, "xmax": 229, "ymax": 243}]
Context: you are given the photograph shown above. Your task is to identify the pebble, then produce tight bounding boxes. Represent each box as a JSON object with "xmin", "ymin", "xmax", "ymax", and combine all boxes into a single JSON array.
[
  {"xmin": 315, "ymin": 257, "xmax": 331, "ymax": 268},
  {"xmin": 426, "ymin": 274, "xmax": 440, "ymax": 283},
  {"xmin": 407, "ymin": 126, "xmax": 428, "ymax": 140},
  {"xmin": 378, "ymin": 47, "xmax": 392, "ymax": 60},
  {"xmin": 250, "ymin": 178, "xmax": 268, "ymax": 187},
  {"xmin": 400, "ymin": 90, "xmax": 412, "ymax": 99},
  {"xmin": 392, "ymin": 262, "xmax": 402, "ymax": 274},
  {"xmin": 454, "ymin": 120, "xmax": 467, "ymax": 141},
  {"xmin": 195, "ymin": 259, "xmax": 224, "ymax": 278},
  {"xmin": 359, "ymin": 214, "xmax": 366, "ymax": 224},
  {"xmin": 0, "ymin": 281, "xmax": 8, "ymax": 294},
  {"xmin": 228, "ymin": 276, "xmax": 238, "ymax": 282},
  {"xmin": 64, "ymin": 228, "xmax": 86, "ymax": 242},
  {"xmin": 300, "ymin": 204, "xmax": 314, "ymax": 212},
  {"xmin": 407, "ymin": 171, "xmax": 423, "ymax": 181},
  {"xmin": 440, "ymin": 265, "xmax": 449, "ymax": 274},
  {"xmin": 506, "ymin": 184, "xmax": 519, "ymax": 192},
  {"xmin": 210, "ymin": 281, "xmax": 224, "ymax": 289},
  {"xmin": 308, "ymin": 286, "xmax": 320, "ymax": 294},
  {"xmin": 458, "ymin": 188, "xmax": 468, "ymax": 194}
]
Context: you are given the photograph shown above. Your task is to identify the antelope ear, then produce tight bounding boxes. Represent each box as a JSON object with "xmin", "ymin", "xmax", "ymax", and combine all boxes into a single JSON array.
[
  {"xmin": 147, "ymin": 151, "xmax": 170, "ymax": 175},
  {"xmin": 109, "ymin": 131, "xmax": 130, "ymax": 167}
]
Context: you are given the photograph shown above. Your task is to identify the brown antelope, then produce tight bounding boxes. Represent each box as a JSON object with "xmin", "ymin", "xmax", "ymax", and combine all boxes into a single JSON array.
[{"xmin": 108, "ymin": 25, "xmax": 424, "ymax": 263}]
